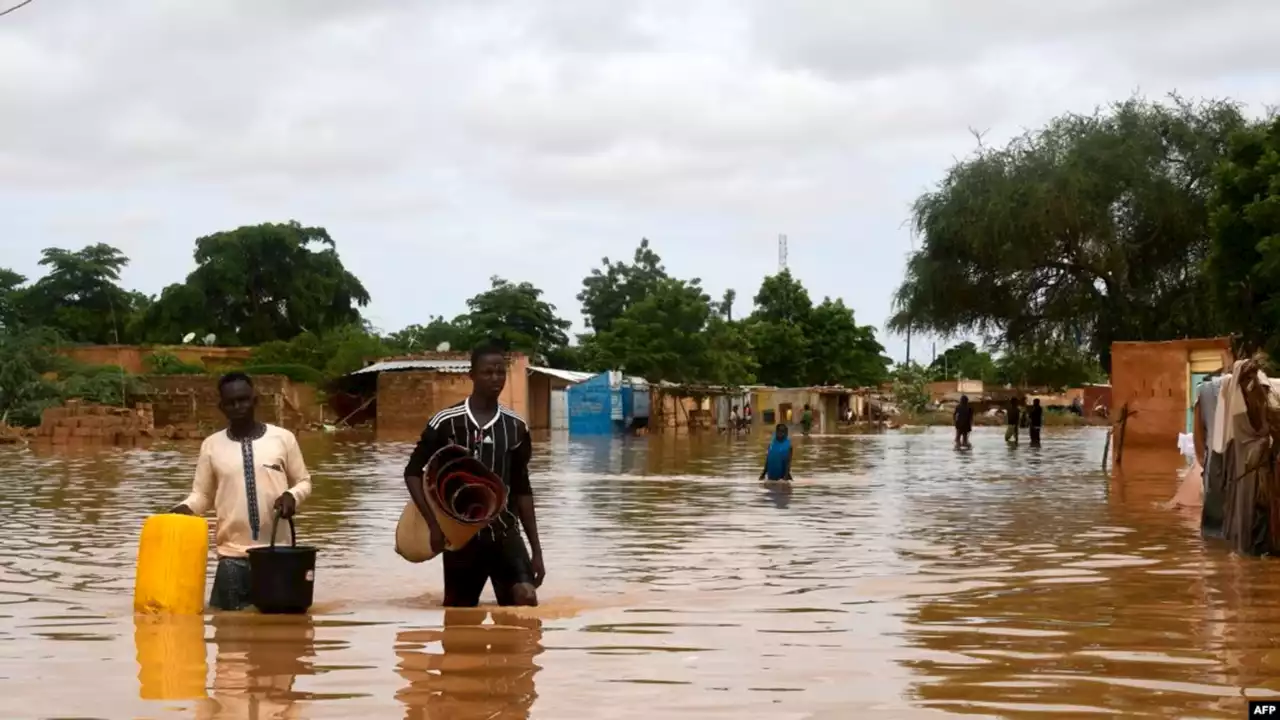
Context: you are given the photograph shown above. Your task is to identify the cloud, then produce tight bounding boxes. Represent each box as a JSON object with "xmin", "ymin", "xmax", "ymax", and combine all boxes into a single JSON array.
[{"xmin": 1, "ymin": 0, "xmax": 1278, "ymax": 361}]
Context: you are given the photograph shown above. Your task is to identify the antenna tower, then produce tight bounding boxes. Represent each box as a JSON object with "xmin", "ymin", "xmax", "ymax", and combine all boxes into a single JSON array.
[{"xmin": 778, "ymin": 234, "xmax": 788, "ymax": 272}]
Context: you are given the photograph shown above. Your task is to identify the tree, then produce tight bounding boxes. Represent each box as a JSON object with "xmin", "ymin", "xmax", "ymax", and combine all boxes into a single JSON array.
[
  {"xmin": 460, "ymin": 277, "xmax": 571, "ymax": 362},
  {"xmin": 889, "ymin": 96, "xmax": 1246, "ymax": 371},
  {"xmin": 15, "ymin": 244, "xmax": 142, "ymax": 344},
  {"xmin": 140, "ymin": 221, "xmax": 370, "ymax": 345},
  {"xmin": 994, "ymin": 341, "xmax": 1107, "ymax": 389},
  {"xmin": 747, "ymin": 270, "xmax": 812, "ymax": 387},
  {"xmin": 0, "ymin": 268, "xmax": 26, "ymax": 331},
  {"xmin": 0, "ymin": 327, "xmax": 65, "ymax": 426},
  {"xmin": 577, "ymin": 238, "xmax": 667, "ymax": 332},
  {"xmin": 929, "ymin": 341, "xmax": 998, "ymax": 383},
  {"xmin": 892, "ymin": 362, "xmax": 931, "ymax": 415},
  {"xmin": 1207, "ymin": 116, "xmax": 1280, "ymax": 357},
  {"xmin": 250, "ymin": 324, "xmax": 391, "ymax": 381},
  {"xmin": 594, "ymin": 277, "xmax": 755, "ymax": 385},
  {"xmin": 804, "ymin": 298, "xmax": 892, "ymax": 387},
  {"xmin": 746, "ymin": 270, "xmax": 890, "ymax": 388}
]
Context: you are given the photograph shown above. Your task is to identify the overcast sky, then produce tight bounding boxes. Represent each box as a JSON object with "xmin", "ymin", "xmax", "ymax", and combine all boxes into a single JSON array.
[{"xmin": 1, "ymin": 0, "xmax": 1276, "ymax": 362}]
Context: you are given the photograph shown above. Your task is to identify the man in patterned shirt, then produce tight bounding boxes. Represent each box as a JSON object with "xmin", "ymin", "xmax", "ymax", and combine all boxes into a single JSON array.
[
  {"xmin": 172, "ymin": 372, "xmax": 313, "ymax": 611},
  {"xmin": 404, "ymin": 341, "xmax": 545, "ymax": 607}
]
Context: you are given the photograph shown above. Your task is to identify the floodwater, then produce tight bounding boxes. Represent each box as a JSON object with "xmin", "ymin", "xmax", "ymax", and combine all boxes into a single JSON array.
[{"xmin": 3, "ymin": 426, "xmax": 1279, "ymax": 718}]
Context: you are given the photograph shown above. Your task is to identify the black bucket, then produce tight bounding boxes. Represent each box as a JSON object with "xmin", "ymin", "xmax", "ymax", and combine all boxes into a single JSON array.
[{"xmin": 247, "ymin": 511, "xmax": 317, "ymax": 614}]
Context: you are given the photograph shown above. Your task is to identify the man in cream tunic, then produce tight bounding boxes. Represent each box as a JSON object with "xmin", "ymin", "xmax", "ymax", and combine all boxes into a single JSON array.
[{"xmin": 173, "ymin": 372, "xmax": 313, "ymax": 611}]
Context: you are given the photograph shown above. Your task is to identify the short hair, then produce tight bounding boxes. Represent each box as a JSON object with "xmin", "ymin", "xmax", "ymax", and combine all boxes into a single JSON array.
[
  {"xmin": 218, "ymin": 371, "xmax": 253, "ymax": 393},
  {"xmin": 469, "ymin": 340, "xmax": 506, "ymax": 369}
]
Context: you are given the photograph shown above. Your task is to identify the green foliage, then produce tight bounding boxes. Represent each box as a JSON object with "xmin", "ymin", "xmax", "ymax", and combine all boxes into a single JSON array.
[
  {"xmin": 461, "ymin": 276, "xmax": 571, "ymax": 361},
  {"xmin": 928, "ymin": 340, "xmax": 1105, "ymax": 389},
  {"xmin": 139, "ymin": 221, "xmax": 370, "ymax": 345},
  {"xmin": 1208, "ymin": 116, "xmax": 1280, "ymax": 357},
  {"xmin": 579, "ymin": 241, "xmax": 759, "ymax": 386},
  {"xmin": 10, "ymin": 244, "xmax": 145, "ymax": 343},
  {"xmin": 240, "ymin": 364, "xmax": 326, "ymax": 386},
  {"xmin": 994, "ymin": 342, "xmax": 1107, "ymax": 389},
  {"xmin": 57, "ymin": 363, "xmax": 151, "ymax": 408},
  {"xmin": 250, "ymin": 324, "xmax": 388, "ymax": 382},
  {"xmin": 0, "ymin": 327, "xmax": 66, "ymax": 426},
  {"xmin": 144, "ymin": 352, "xmax": 205, "ymax": 375},
  {"xmin": 890, "ymin": 95, "xmax": 1246, "ymax": 371},
  {"xmin": 593, "ymin": 276, "xmax": 707, "ymax": 382},
  {"xmin": 0, "ymin": 328, "xmax": 152, "ymax": 426},
  {"xmin": 746, "ymin": 269, "xmax": 890, "ymax": 388},
  {"xmin": 892, "ymin": 363, "xmax": 932, "ymax": 414},
  {"xmin": 577, "ymin": 238, "xmax": 667, "ymax": 332},
  {"xmin": 929, "ymin": 341, "xmax": 998, "ymax": 383}
]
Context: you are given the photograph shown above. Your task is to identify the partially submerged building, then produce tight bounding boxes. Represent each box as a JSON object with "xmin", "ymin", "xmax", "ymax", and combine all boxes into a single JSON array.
[
  {"xmin": 1110, "ymin": 338, "xmax": 1232, "ymax": 448},
  {"xmin": 340, "ymin": 353, "xmax": 531, "ymax": 435},
  {"xmin": 527, "ymin": 367, "xmax": 594, "ymax": 432},
  {"xmin": 565, "ymin": 371, "xmax": 651, "ymax": 435}
]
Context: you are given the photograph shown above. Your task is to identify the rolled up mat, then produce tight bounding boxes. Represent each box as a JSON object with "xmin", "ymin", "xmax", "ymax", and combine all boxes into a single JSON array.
[{"xmin": 395, "ymin": 444, "xmax": 509, "ymax": 563}]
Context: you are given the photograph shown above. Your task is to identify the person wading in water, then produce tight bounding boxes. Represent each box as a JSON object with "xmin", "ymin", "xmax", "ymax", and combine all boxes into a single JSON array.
[
  {"xmin": 759, "ymin": 423, "xmax": 794, "ymax": 482},
  {"xmin": 403, "ymin": 342, "xmax": 545, "ymax": 607},
  {"xmin": 953, "ymin": 395, "xmax": 974, "ymax": 449},
  {"xmin": 171, "ymin": 372, "xmax": 313, "ymax": 611},
  {"xmin": 1029, "ymin": 399, "xmax": 1044, "ymax": 447},
  {"xmin": 1004, "ymin": 397, "xmax": 1021, "ymax": 445}
]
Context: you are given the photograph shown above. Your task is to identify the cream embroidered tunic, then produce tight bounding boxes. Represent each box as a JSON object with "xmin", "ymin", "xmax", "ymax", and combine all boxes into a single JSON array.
[{"xmin": 181, "ymin": 424, "xmax": 313, "ymax": 558}]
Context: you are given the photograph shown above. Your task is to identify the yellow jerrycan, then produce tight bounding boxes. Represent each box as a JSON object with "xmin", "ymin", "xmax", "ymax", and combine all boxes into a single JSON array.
[{"xmin": 133, "ymin": 513, "xmax": 210, "ymax": 615}]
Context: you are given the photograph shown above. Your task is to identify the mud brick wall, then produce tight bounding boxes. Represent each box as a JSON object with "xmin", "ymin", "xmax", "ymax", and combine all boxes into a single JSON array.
[
  {"xmin": 376, "ymin": 365, "xmax": 529, "ymax": 434},
  {"xmin": 58, "ymin": 345, "xmax": 252, "ymax": 374},
  {"xmin": 1110, "ymin": 338, "xmax": 1231, "ymax": 448},
  {"xmin": 36, "ymin": 401, "xmax": 152, "ymax": 445},
  {"xmin": 377, "ymin": 372, "xmax": 472, "ymax": 434},
  {"xmin": 143, "ymin": 375, "xmax": 318, "ymax": 431}
]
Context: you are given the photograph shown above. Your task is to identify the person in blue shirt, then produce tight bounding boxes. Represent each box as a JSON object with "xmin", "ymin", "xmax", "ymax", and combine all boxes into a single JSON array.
[{"xmin": 759, "ymin": 423, "xmax": 793, "ymax": 482}]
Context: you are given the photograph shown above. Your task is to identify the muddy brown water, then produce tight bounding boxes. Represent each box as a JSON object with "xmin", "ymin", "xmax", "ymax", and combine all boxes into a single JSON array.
[{"xmin": 2, "ymin": 427, "xmax": 1278, "ymax": 718}]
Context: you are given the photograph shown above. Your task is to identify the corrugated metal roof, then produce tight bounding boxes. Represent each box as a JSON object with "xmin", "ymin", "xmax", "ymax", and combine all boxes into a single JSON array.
[
  {"xmin": 528, "ymin": 366, "xmax": 595, "ymax": 384},
  {"xmin": 351, "ymin": 359, "xmax": 470, "ymax": 375}
]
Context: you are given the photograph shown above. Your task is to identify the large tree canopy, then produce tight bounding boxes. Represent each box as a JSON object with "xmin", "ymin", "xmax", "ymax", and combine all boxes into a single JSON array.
[
  {"xmin": 747, "ymin": 269, "xmax": 890, "ymax": 388},
  {"xmin": 577, "ymin": 239, "xmax": 759, "ymax": 385},
  {"xmin": 140, "ymin": 221, "xmax": 370, "ymax": 345},
  {"xmin": 577, "ymin": 238, "xmax": 667, "ymax": 333},
  {"xmin": 1208, "ymin": 116, "xmax": 1280, "ymax": 358},
  {"xmin": 890, "ymin": 96, "xmax": 1246, "ymax": 370},
  {"xmin": 14, "ymin": 244, "xmax": 146, "ymax": 344},
  {"xmin": 461, "ymin": 276, "xmax": 571, "ymax": 362}
]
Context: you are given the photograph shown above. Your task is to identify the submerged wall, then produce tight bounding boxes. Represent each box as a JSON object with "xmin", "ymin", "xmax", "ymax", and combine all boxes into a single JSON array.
[
  {"xmin": 374, "ymin": 355, "xmax": 530, "ymax": 434},
  {"xmin": 144, "ymin": 375, "xmax": 319, "ymax": 432},
  {"xmin": 1110, "ymin": 338, "xmax": 1231, "ymax": 449}
]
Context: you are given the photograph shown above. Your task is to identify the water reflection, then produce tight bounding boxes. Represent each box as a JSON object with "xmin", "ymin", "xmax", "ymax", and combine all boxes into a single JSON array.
[
  {"xmin": 134, "ymin": 614, "xmax": 208, "ymax": 701},
  {"xmin": 396, "ymin": 608, "xmax": 543, "ymax": 719},
  {"xmin": 197, "ymin": 613, "xmax": 321, "ymax": 719}
]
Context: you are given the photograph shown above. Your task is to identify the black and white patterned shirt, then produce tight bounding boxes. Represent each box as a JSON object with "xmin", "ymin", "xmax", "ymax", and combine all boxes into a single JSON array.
[{"xmin": 404, "ymin": 398, "xmax": 534, "ymax": 512}]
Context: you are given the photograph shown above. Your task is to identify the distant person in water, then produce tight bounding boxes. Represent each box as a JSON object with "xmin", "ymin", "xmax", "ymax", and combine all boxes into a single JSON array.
[
  {"xmin": 759, "ymin": 423, "xmax": 793, "ymax": 482},
  {"xmin": 953, "ymin": 395, "xmax": 974, "ymax": 449},
  {"xmin": 171, "ymin": 372, "xmax": 313, "ymax": 611},
  {"xmin": 1005, "ymin": 397, "xmax": 1021, "ymax": 445},
  {"xmin": 800, "ymin": 404, "xmax": 813, "ymax": 436},
  {"xmin": 1029, "ymin": 399, "xmax": 1044, "ymax": 447}
]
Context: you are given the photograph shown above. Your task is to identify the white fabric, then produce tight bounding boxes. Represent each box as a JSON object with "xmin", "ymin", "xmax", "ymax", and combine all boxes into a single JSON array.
[{"xmin": 1177, "ymin": 432, "xmax": 1196, "ymax": 460}]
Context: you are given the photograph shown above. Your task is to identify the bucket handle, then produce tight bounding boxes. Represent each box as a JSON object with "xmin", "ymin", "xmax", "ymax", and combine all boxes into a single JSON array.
[{"xmin": 269, "ymin": 508, "xmax": 297, "ymax": 549}]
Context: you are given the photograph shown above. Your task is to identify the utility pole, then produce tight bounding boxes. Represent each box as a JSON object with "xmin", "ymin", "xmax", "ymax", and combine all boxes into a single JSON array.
[{"xmin": 778, "ymin": 234, "xmax": 788, "ymax": 272}]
